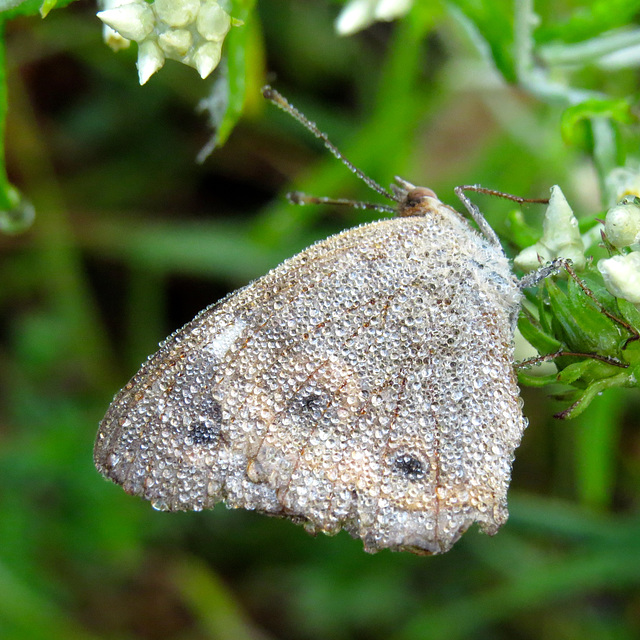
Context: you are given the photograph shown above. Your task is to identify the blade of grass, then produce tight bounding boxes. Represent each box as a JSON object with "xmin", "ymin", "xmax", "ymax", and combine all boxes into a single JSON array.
[
  {"xmin": 8, "ymin": 72, "xmax": 117, "ymax": 389},
  {"xmin": 573, "ymin": 388, "xmax": 624, "ymax": 509},
  {"xmin": 172, "ymin": 555, "xmax": 271, "ymax": 640},
  {"xmin": 394, "ymin": 542, "xmax": 640, "ymax": 640},
  {"xmin": 0, "ymin": 561, "xmax": 98, "ymax": 640},
  {"xmin": 75, "ymin": 213, "xmax": 307, "ymax": 282}
]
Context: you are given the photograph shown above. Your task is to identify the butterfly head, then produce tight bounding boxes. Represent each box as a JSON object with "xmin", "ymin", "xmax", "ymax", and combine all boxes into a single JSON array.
[{"xmin": 391, "ymin": 177, "xmax": 442, "ymax": 218}]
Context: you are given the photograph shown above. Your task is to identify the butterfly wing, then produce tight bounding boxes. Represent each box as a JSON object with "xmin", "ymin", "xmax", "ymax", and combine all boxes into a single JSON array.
[{"xmin": 95, "ymin": 208, "xmax": 525, "ymax": 554}]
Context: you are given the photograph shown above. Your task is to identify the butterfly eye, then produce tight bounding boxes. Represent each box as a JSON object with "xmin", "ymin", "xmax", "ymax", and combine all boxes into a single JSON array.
[
  {"xmin": 187, "ymin": 397, "xmax": 223, "ymax": 445},
  {"xmin": 393, "ymin": 453, "xmax": 426, "ymax": 481},
  {"xmin": 405, "ymin": 187, "xmax": 437, "ymax": 207}
]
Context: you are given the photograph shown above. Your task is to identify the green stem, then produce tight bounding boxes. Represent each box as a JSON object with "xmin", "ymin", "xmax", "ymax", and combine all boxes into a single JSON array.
[
  {"xmin": 0, "ymin": 21, "xmax": 13, "ymax": 210},
  {"xmin": 574, "ymin": 387, "xmax": 624, "ymax": 509}
]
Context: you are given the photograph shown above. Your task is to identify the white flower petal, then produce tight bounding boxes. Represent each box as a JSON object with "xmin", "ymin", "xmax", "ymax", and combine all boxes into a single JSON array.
[
  {"xmin": 513, "ymin": 244, "xmax": 553, "ymax": 273},
  {"xmin": 193, "ymin": 41, "xmax": 223, "ymax": 78},
  {"xmin": 598, "ymin": 252, "xmax": 640, "ymax": 304},
  {"xmin": 514, "ymin": 185, "xmax": 586, "ymax": 272},
  {"xmin": 196, "ymin": 0, "xmax": 231, "ymax": 41},
  {"xmin": 154, "ymin": 0, "xmax": 200, "ymax": 28},
  {"xmin": 542, "ymin": 186, "xmax": 583, "ymax": 254},
  {"xmin": 99, "ymin": 0, "xmax": 133, "ymax": 49},
  {"xmin": 137, "ymin": 40, "xmax": 165, "ymax": 84},
  {"xmin": 103, "ymin": 24, "xmax": 131, "ymax": 51},
  {"xmin": 98, "ymin": 2, "xmax": 155, "ymax": 41},
  {"xmin": 374, "ymin": 0, "xmax": 413, "ymax": 21},
  {"xmin": 335, "ymin": 0, "xmax": 376, "ymax": 36},
  {"xmin": 158, "ymin": 29, "xmax": 193, "ymax": 57}
]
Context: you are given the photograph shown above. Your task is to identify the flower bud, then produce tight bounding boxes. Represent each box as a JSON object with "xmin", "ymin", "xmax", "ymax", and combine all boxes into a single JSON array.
[
  {"xmin": 604, "ymin": 196, "xmax": 640, "ymax": 249},
  {"xmin": 598, "ymin": 252, "xmax": 640, "ymax": 306}
]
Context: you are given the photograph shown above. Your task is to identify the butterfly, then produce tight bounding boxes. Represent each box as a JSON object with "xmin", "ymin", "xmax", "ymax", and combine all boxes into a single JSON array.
[{"xmin": 94, "ymin": 87, "xmax": 527, "ymax": 555}]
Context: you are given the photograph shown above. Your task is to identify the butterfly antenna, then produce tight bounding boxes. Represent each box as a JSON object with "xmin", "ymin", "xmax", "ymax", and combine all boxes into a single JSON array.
[
  {"xmin": 262, "ymin": 86, "xmax": 398, "ymax": 203},
  {"xmin": 288, "ymin": 191, "xmax": 396, "ymax": 214}
]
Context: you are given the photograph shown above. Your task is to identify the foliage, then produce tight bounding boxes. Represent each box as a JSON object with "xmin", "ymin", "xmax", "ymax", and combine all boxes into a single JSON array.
[{"xmin": 1, "ymin": 1, "xmax": 640, "ymax": 639}]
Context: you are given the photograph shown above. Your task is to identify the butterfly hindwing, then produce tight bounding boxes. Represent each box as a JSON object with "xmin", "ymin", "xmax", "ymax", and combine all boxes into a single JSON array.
[{"xmin": 95, "ymin": 205, "xmax": 525, "ymax": 554}]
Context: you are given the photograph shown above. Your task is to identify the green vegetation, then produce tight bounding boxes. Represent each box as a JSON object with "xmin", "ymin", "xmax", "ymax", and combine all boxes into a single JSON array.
[{"xmin": 1, "ymin": 0, "xmax": 639, "ymax": 638}]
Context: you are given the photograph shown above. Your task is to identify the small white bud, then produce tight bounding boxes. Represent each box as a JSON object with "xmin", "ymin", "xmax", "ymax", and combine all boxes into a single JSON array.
[
  {"xmin": 103, "ymin": 24, "xmax": 131, "ymax": 51},
  {"xmin": 99, "ymin": 0, "xmax": 132, "ymax": 50},
  {"xmin": 137, "ymin": 39, "xmax": 165, "ymax": 84},
  {"xmin": 158, "ymin": 29, "xmax": 193, "ymax": 57},
  {"xmin": 154, "ymin": 0, "xmax": 200, "ymax": 28},
  {"xmin": 598, "ymin": 252, "xmax": 640, "ymax": 305},
  {"xmin": 514, "ymin": 185, "xmax": 586, "ymax": 272},
  {"xmin": 335, "ymin": 0, "xmax": 375, "ymax": 36},
  {"xmin": 193, "ymin": 41, "xmax": 223, "ymax": 78},
  {"xmin": 512, "ymin": 244, "xmax": 553, "ymax": 272},
  {"xmin": 604, "ymin": 197, "xmax": 640, "ymax": 249},
  {"xmin": 196, "ymin": 0, "xmax": 231, "ymax": 41},
  {"xmin": 336, "ymin": 0, "xmax": 412, "ymax": 35},
  {"xmin": 374, "ymin": 0, "xmax": 413, "ymax": 21},
  {"xmin": 541, "ymin": 186, "xmax": 584, "ymax": 260},
  {"xmin": 98, "ymin": 1, "xmax": 155, "ymax": 41}
]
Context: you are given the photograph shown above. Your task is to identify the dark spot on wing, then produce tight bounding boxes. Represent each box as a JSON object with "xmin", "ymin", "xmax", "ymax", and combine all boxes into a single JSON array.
[
  {"xmin": 301, "ymin": 393, "xmax": 326, "ymax": 413},
  {"xmin": 393, "ymin": 453, "xmax": 425, "ymax": 481},
  {"xmin": 188, "ymin": 398, "xmax": 223, "ymax": 445},
  {"xmin": 289, "ymin": 391, "xmax": 330, "ymax": 426}
]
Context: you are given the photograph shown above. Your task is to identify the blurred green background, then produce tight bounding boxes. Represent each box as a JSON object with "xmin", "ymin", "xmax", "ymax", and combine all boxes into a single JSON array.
[{"xmin": 2, "ymin": 0, "xmax": 640, "ymax": 638}]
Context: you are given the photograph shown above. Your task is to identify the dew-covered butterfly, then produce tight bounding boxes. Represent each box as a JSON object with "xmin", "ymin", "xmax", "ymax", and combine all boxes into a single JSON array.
[{"xmin": 95, "ymin": 87, "xmax": 536, "ymax": 554}]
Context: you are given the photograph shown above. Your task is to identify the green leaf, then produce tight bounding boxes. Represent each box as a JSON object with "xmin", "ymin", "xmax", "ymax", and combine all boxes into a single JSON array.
[
  {"xmin": 617, "ymin": 297, "xmax": 640, "ymax": 329},
  {"xmin": 0, "ymin": 23, "xmax": 35, "ymax": 234},
  {"xmin": 517, "ymin": 369, "xmax": 560, "ymax": 387},
  {"xmin": 561, "ymin": 98, "xmax": 635, "ymax": 147},
  {"xmin": 536, "ymin": 0, "xmax": 640, "ymax": 45},
  {"xmin": 518, "ymin": 311, "xmax": 562, "ymax": 356},
  {"xmin": 0, "ymin": 0, "xmax": 31, "ymax": 12},
  {"xmin": 448, "ymin": 0, "xmax": 516, "ymax": 82},
  {"xmin": 0, "ymin": 0, "xmax": 38, "ymax": 17},
  {"xmin": 39, "ymin": 0, "xmax": 56, "ymax": 17},
  {"xmin": 506, "ymin": 208, "xmax": 540, "ymax": 250},
  {"xmin": 555, "ymin": 359, "xmax": 599, "ymax": 385},
  {"xmin": 518, "ymin": 261, "xmax": 638, "ymax": 414},
  {"xmin": 0, "ymin": 0, "xmax": 74, "ymax": 19},
  {"xmin": 213, "ymin": 0, "xmax": 258, "ymax": 149},
  {"xmin": 555, "ymin": 371, "xmax": 633, "ymax": 419},
  {"xmin": 574, "ymin": 387, "xmax": 625, "ymax": 509},
  {"xmin": 546, "ymin": 277, "xmax": 623, "ymax": 357}
]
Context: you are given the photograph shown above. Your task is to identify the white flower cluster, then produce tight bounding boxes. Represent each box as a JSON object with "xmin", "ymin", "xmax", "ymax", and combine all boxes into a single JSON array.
[
  {"xmin": 98, "ymin": 0, "xmax": 236, "ymax": 84},
  {"xmin": 514, "ymin": 182, "xmax": 640, "ymax": 310}
]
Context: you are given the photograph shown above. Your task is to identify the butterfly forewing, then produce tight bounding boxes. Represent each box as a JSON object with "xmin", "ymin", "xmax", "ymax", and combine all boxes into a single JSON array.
[{"xmin": 95, "ymin": 201, "xmax": 525, "ymax": 554}]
